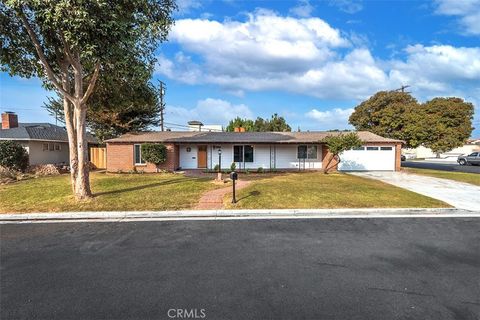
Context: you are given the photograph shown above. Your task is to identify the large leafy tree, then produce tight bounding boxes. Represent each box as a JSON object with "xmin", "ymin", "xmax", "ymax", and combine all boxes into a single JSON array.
[
  {"xmin": 422, "ymin": 98, "xmax": 474, "ymax": 154},
  {"xmin": 44, "ymin": 59, "xmax": 161, "ymax": 142},
  {"xmin": 0, "ymin": 0, "xmax": 175, "ymax": 199},
  {"xmin": 226, "ymin": 113, "xmax": 291, "ymax": 132},
  {"xmin": 349, "ymin": 91, "xmax": 474, "ymax": 150},
  {"xmin": 348, "ymin": 91, "xmax": 422, "ymax": 147}
]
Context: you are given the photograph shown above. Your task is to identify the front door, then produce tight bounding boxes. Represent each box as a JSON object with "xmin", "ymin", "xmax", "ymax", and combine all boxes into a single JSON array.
[{"xmin": 197, "ymin": 145, "xmax": 207, "ymax": 168}]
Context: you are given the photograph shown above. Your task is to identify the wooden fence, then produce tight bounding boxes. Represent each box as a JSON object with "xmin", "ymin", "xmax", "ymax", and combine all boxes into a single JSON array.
[{"xmin": 90, "ymin": 147, "xmax": 106, "ymax": 169}]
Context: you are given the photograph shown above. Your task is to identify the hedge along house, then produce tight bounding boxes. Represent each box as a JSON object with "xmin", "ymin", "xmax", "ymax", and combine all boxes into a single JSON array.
[{"xmin": 105, "ymin": 131, "xmax": 403, "ymax": 172}]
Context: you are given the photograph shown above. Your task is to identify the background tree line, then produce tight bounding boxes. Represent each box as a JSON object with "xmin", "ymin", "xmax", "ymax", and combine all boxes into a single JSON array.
[
  {"xmin": 226, "ymin": 113, "xmax": 291, "ymax": 132},
  {"xmin": 349, "ymin": 91, "xmax": 474, "ymax": 154}
]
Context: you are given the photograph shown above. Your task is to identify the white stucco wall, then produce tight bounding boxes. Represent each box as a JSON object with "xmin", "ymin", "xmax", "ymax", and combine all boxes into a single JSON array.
[
  {"xmin": 178, "ymin": 144, "xmax": 323, "ymax": 170},
  {"xmin": 26, "ymin": 141, "xmax": 69, "ymax": 165}
]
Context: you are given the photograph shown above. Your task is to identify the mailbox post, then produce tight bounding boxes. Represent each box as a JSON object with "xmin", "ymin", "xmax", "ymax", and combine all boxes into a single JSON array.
[
  {"xmin": 230, "ymin": 171, "xmax": 238, "ymax": 203},
  {"xmin": 217, "ymin": 148, "xmax": 223, "ymax": 181}
]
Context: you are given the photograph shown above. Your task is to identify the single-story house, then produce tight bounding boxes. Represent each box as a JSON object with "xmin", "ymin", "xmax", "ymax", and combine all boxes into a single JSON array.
[
  {"xmin": 105, "ymin": 130, "xmax": 403, "ymax": 172},
  {"xmin": 0, "ymin": 111, "xmax": 97, "ymax": 166},
  {"xmin": 403, "ymin": 139, "xmax": 480, "ymax": 159}
]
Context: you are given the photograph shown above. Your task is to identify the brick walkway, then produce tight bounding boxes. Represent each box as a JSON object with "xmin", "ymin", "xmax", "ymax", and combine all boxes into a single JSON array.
[{"xmin": 195, "ymin": 180, "xmax": 251, "ymax": 209}]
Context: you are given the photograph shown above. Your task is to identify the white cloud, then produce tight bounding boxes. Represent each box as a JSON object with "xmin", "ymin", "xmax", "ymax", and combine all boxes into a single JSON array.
[
  {"xmin": 329, "ymin": 0, "xmax": 363, "ymax": 14},
  {"xmin": 435, "ymin": 0, "xmax": 480, "ymax": 35},
  {"xmin": 165, "ymin": 98, "xmax": 253, "ymax": 127},
  {"xmin": 168, "ymin": 10, "xmax": 349, "ymax": 71},
  {"xmin": 156, "ymin": 52, "xmax": 202, "ymax": 84},
  {"xmin": 289, "ymin": 0, "xmax": 315, "ymax": 18},
  {"xmin": 176, "ymin": 0, "xmax": 203, "ymax": 15},
  {"xmin": 305, "ymin": 108, "xmax": 354, "ymax": 130},
  {"xmin": 156, "ymin": 11, "xmax": 480, "ymax": 103},
  {"xmin": 388, "ymin": 45, "xmax": 480, "ymax": 94}
]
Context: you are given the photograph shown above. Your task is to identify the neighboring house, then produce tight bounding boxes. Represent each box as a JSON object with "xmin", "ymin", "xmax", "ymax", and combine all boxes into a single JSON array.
[
  {"xmin": 105, "ymin": 130, "xmax": 403, "ymax": 172},
  {"xmin": 403, "ymin": 140, "xmax": 480, "ymax": 159},
  {"xmin": 0, "ymin": 111, "xmax": 97, "ymax": 166}
]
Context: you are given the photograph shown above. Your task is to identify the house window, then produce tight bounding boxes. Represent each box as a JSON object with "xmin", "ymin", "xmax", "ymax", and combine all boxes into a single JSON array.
[
  {"xmin": 49, "ymin": 143, "xmax": 54, "ymax": 151},
  {"xmin": 352, "ymin": 146, "xmax": 365, "ymax": 151},
  {"xmin": 297, "ymin": 145, "xmax": 317, "ymax": 159},
  {"xmin": 380, "ymin": 146, "xmax": 392, "ymax": 150},
  {"xmin": 233, "ymin": 145, "xmax": 254, "ymax": 162},
  {"xmin": 43, "ymin": 143, "xmax": 49, "ymax": 151},
  {"xmin": 244, "ymin": 145, "xmax": 254, "ymax": 162},
  {"xmin": 55, "ymin": 144, "xmax": 61, "ymax": 151},
  {"xmin": 366, "ymin": 146, "xmax": 379, "ymax": 151},
  {"xmin": 134, "ymin": 144, "xmax": 145, "ymax": 165}
]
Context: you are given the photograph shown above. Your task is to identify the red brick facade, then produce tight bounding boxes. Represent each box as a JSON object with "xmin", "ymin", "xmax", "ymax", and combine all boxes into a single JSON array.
[
  {"xmin": 321, "ymin": 144, "xmax": 339, "ymax": 173},
  {"xmin": 106, "ymin": 143, "xmax": 179, "ymax": 173}
]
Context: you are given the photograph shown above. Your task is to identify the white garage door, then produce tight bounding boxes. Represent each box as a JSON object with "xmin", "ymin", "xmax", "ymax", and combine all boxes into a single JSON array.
[{"xmin": 338, "ymin": 146, "xmax": 396, "ymax": 171}]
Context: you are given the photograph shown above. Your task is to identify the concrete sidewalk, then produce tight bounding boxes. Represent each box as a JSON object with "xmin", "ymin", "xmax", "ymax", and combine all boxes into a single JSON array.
[
  {"xmin": 352, "ymin": 171, "xmax": 480, "ymax": 211},
  {"xmin": 2, "ymin": 208, "xmax": 478, "ymax": 224}
]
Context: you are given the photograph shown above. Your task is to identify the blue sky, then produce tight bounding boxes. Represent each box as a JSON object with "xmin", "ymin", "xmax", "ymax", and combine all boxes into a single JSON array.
[{"xmin": 1, "ymin": 0, "xmax": 479, "ymax": 136}]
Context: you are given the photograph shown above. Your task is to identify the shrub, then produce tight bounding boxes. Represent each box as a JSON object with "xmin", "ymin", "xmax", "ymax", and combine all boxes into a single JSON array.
[
  {"xmin": 230, "ymin": 162, "xmax": 236, "ymax": 171},
  {"xmin": 0, "ymin": 141, "xmax": 29, "ymax": 172},
  {"xmin": 214, "ymin": 164, "xmax": 220, "ymax": 172},
  {"xmin": 141, "ymin": 143, "xmax": 167, "ymax": 172},
  {"xmin": 257, "ymin": 167, "xmax": 264, "ymax": 173},
  {"xmin": 28, "ymin": 164, "xmax": 60, "ymax": 176}
]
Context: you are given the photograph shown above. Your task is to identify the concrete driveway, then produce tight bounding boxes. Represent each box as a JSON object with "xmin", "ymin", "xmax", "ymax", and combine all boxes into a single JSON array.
[{"xmin": 351, "ymin": 172, "xmax": 480, "ymax": 211}]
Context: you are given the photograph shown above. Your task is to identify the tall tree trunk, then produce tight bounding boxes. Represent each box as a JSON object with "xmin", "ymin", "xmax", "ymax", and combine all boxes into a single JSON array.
[
  {"xmin": 60, "ymin": 63, "xmax": 78, "ymax": 194},
  {"xmin": 73, "ymin": 65, "xmax": 92, "ymax": 200},
  {"xmin": 74, "ymin": 103, "xmax": 92, "ymax": 199}
]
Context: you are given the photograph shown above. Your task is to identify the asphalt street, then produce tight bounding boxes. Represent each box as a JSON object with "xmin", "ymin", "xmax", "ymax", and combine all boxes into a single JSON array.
[
  {"xmin": 1, "ymin": 217, "xmax": 480, "ymax": 320},
  {"xmin": 402, "ymin": 160, "xmax": 480, "ymax": 173}
]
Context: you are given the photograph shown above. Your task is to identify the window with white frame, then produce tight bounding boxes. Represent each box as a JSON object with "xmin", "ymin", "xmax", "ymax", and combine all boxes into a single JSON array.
[
  {"xmin": 134, "ymin": 144, "xmax": 146, "ymax": 164},
  {"xmin": 233, "ymin": 145, "xmax": 254, "ymax": 162},
  {"xmin": 297, "ymin": 145, "xmax": 317, "ymax": 159},
  {"xmin": 42, "ymin": 143, "xmax": 49, "ymax": 151},
  {"xmin": 54, "ymin": 144, "xmax": 61, "ymax": 151}
]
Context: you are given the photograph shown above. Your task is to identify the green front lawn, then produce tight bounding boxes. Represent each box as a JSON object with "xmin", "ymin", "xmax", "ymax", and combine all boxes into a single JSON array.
[
  {"xmin": 225, "ymin": 172, "xmax": 449, "ymax": 209},
  {"xmin": 0, "ymin": 172, "xmax": 218, "ymax": 213},
  {"xmin": 403, "ymin": 168, "xmax": 480, "ymax": 186}
]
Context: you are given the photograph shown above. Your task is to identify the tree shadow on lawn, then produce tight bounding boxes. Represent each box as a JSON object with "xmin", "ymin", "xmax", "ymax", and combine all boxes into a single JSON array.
[
  {"xmin": 236, "ymin": 190, "xmax": 261, "ymax": 202},
  {"xmin": 94, "ymin": 177, "xmax": 199, "ymax": 197}
]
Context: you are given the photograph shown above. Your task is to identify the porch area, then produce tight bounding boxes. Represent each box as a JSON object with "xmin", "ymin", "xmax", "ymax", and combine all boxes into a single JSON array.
[{"xmin": 178, "ymin": 143, "xmax": 326, "ymax": 171}]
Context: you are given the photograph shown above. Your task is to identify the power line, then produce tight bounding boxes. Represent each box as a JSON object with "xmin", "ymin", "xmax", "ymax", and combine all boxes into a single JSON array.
[
  {"xmin": 163, "ymin": 121, "xmax": 224, "ymax": 132},
  {"xmin": 394, "ymin": 85, "xmax": 411, "ymax": 93}
]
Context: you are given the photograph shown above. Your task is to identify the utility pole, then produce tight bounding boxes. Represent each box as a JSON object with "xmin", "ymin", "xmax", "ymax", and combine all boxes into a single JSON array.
[
  {"xmin": 394, "ymin": 85, "xmax": 410, "ymax": 93},
  {"xmin": 159, "ymin": 80, "xmax": 166, "ymax": 131}
]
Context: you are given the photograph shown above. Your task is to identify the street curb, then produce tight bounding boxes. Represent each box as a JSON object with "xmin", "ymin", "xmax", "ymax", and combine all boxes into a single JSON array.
[{"xmin": 1, "ymin": 208, "xmax": 475, "ymax": 223}]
